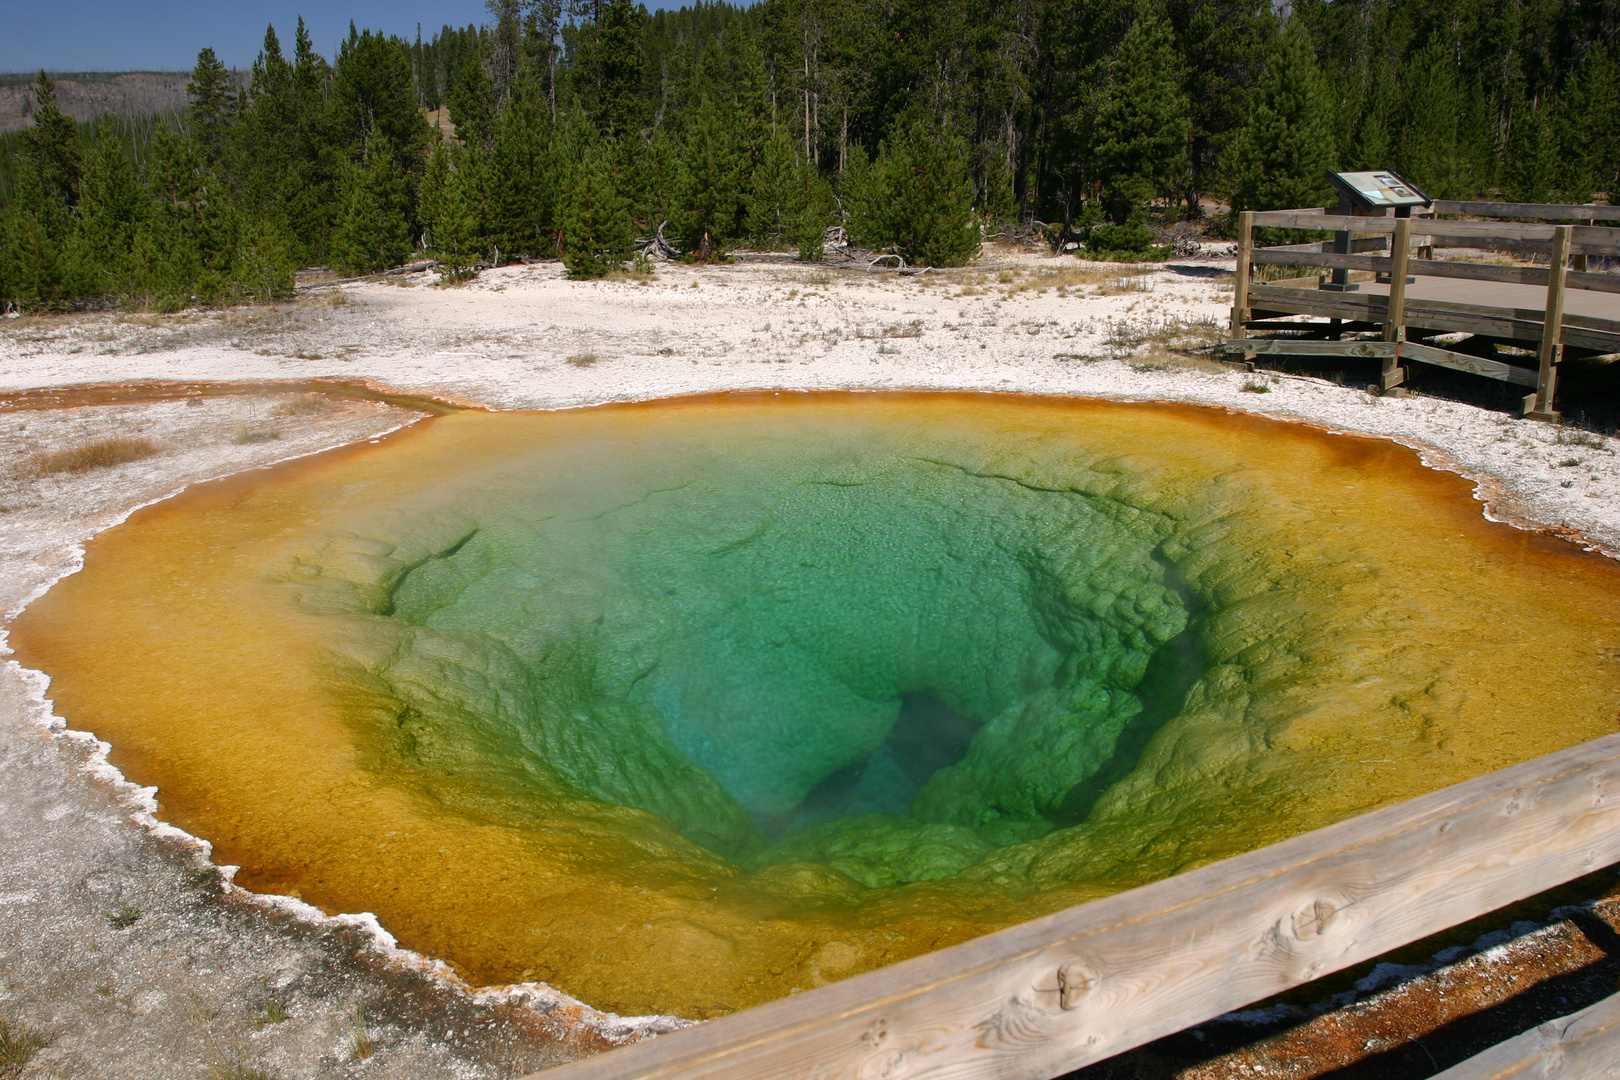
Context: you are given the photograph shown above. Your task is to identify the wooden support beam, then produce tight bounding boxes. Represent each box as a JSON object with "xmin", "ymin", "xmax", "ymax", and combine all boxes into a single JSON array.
[
  {"xmin": 1529, "ymin": 225, "xmax": 1572, "ymax": 421},
  {"xmin": 1381, "ymin": 218, "xmax": 1412, "ymax": 389},
  {"xmin": 1245, "ymin": 320, "xmax": 1383, "ymax": 335},
  {"xmin": 1227, "ymin": 338, "xmax": 1537, "ymax": 387},
  {"xmin": 528, "ymin": 734, "xmax": 1620, "ymax": 1080},
  {"xmin": 1231, "ymin": 211, "xmax": 1254, "ymax": 354},
  {"xmin": 1397, "ymin": 341, "xmax": 1538, "ymax": 386},
  {"xmin": 1227, "ymin": 338, "xmax": 1400, "ymax": 358},
  {"xmin": 1431, "ymin": 992, "xmax": 1620, "ymax": 1079}
]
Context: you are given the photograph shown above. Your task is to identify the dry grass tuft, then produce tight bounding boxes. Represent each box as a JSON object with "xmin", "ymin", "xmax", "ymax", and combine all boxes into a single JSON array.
[
  {"xmin": 349, "ymin": 1007, "xmax": 376, "ymax": 1060},
  {"xmin": 0, "ymin": 1015, "xmax": 53, "ymax": 1073},
  {"xmin": 1556, "ymin": 426, "xmax": 1611, "ymax": 450},
  {"xmin": 231, "ymin": 423, "xmax": 281, "ymax": 445},
  {"xmin": 567, "ymin": 351, "xmax": 599, "ymax": 367},
  {"xmin": 953, "ymin": 264, "xmax": 1157, "ymax": 299},
  {"xmin": 1129, "ymin": 349, "xmax": 1228, "ymax": 374},
  {"xmin": 269, "ymin": 393, "xmax": 335, "ymax": 417},
  {"xmin": 856, "ymin": 320, "xmax": 925, "ymax": 340},
  {"xmin": 29, "ymin": 436, "xmax": 160, "ymax": 477},
  {"xmin": 252, "ymin": 1001, "xmax": 289, "ymax": 1029},
  {"xmin": 207, "ymin": 1063, "xmax": 279, "ymax": 1080}
]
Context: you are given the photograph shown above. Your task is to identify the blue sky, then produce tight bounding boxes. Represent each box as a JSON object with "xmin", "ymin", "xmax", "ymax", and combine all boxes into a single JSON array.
[{"xmin": 2, "ymin": 1, "xmax": 688, "ymax": 74}]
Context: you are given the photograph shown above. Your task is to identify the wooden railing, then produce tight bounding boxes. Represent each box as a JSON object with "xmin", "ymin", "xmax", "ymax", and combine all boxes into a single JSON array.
[
  {"xmin": 1430, "ymin": 199, "xmax": 1620, "ymax": 223},
  {"xmin": 524, "ymin": 734, "xmax": 1620, "ymax": 1080}
]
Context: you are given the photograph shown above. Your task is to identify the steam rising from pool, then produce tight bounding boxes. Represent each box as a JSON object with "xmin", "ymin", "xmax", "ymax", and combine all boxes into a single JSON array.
[{"xmin": 14, "ymin": 393, "xmax": 1619, "ymax": 1018}]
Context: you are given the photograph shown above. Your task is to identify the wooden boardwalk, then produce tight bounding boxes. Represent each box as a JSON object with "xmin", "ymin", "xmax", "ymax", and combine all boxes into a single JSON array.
[
  {"xmin": 1247, "ymin": 277, "xmax": 1620, "ymax": 362},
  {"xmin": 1228, "ymin": 204, "xmax": 1620, "ymax": 419}
]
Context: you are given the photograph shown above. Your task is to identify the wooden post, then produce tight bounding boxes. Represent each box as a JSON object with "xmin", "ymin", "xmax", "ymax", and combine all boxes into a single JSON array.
[
  {"xmin": 1380, "ymin": 217, "xmax": 1412, "ymax": 392},
  {"xmin": 1527, "ymin": 225, "xmax": 1572, "ymax": 421},
  {"xmin": 1230, "ymin": 211, "xmax": 1254, "ymax": 357}
]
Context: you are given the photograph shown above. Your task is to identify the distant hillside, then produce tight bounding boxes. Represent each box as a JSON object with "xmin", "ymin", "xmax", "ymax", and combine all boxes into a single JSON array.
[{"xmin": 0, "ymin": 71, "xmax": 244, "ymax": 132}]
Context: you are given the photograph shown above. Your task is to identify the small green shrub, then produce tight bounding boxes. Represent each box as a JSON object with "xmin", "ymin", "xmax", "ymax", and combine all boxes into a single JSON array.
[{"xmin": 105, "ymin": 904, "xmax": 142, "ymax": 929}]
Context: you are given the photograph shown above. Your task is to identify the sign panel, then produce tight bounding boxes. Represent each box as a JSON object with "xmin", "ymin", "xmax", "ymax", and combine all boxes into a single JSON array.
[{"xmin": 1327, "ymin": 170, "xmax": 1431, "ymax": 209}]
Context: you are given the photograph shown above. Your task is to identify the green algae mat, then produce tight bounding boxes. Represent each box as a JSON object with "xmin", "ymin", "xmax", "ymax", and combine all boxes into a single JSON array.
[{"xmin": 14, "ymin": 392, "xmax": 1620, "ymax": 1018}]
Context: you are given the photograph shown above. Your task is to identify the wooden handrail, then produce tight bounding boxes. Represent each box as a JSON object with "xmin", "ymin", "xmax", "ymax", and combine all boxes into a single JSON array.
[
  {"xmin": 526, "ymin": 734, "xmax": 1620, "ymax": 1080},
  {"xmin": 1251, "ymin": 211, "xmax": 1399, "ymax": 232},
  {"xmin": 1248, "ymin": 248, "xmax": 1620, "ymax": 295},
  {"xmin": 1249, "ymin": 212, "xmax": 1620, "ymax": 255},
  {"xmin": 1261, "ymin": 237, "xmax": 1390, "ymax": 255},
  {"xmin": 1431, "ymin": 199, "xmax": 1620, "ymax": 223}
]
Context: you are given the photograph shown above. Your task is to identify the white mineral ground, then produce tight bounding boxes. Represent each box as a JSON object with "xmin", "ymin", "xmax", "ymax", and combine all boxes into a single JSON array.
[{"xmin": 0, "ymin": 247, "xmax": 1615, "ymax": 1077}]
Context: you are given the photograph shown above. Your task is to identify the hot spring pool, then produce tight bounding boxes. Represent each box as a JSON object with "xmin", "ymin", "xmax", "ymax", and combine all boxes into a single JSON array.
[{"xmin": 14, "ymin": 392, "xmax": 1620, "ymax": 1017}]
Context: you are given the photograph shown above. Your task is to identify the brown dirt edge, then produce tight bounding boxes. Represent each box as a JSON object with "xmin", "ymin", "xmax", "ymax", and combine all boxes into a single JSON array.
[
  {"xmin": 0, "ymin": 377, "xmax": 476, "ymax": 416},
  {"xmin": 1063, "ymin": 866, "xmax": 1620, "ymax": 1079}
]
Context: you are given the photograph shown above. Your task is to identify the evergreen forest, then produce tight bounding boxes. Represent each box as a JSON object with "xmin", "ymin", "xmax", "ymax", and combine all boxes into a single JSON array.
[{"xmin": 4, "ymin": 0, "xmax": 1620, "ymax": 310}]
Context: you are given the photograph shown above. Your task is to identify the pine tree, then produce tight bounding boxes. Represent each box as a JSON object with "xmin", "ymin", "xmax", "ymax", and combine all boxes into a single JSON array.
[
  {"xmin": 332, "ymin": 128, "xmax": 414, "ymax": 273},
  {"xmin": 597, "ymin": 0, "xmax": 649, "ymax": 140},
  {"xmin": 1563, "ymin": 44, "xmax": 1620, "ymax": 201},
  {"xmin": 1504, "ymin": 100, "xmax": 1565, "ymax": 203},
  {"xmin": 292, "ymin": 17, "xmax": 328, "ymax": 106},
  {"xmin": 129, "ymin": 124, "xmax": 209, "ymax": 310},
  {"xmin": 73, "ymin": 120, "xmax": 144, "ymax": 291},
  {"xmin": 483, "ymin": 87, "xmax": 551, "ymax": 259},
  {"xmin": 720, "ymin": 17, "xmax": 771, "ymax": 171},
  {"xmin": 448, "ymin": 50, "xmax": 496, "ymax": 147},
  {"xmin": 791, "ymin": 160, "xmax": 836, "ymax": 261},
  {"xmin": 1163, "ymin": 0, "xmax": 1271, "ymax": 211},
  {"xmin": 1347, "ymin": 64, "xmax": 1397, "ymax": 171},
  {"xmin": 562, "ymin": 141, "xmax": 634, "ymax": 278},
  {"xmin": 675, "ymin": 96, "xmax": 746, "ymax": 260},
  {"xmin": 330, "ymin": 25, "xmax": 432, "ymax": 172},
  {"xmin": 530, "ymin": 2, "xmax": 566, "ymax": 123},
  {"xmin": 1398, "ymin": 45, "xmax": 1478, "ymax": 199},
  {"xmin": 839, "ymin": 142, "xmax": 879, "ymax": 245},
  {"xmin": 0, "ymin": 207, "xmax": 67, "ymax": 309},
  {"xmin": 1090, "ymin": 9, "xmax": 1193, "ymax": 224},
  {"xmin": 22, "ymin": 72, "xmax": 82, "ymax": 211},
  {"xmin": 234, "ymin": 27, "xmax": 298, "ymax": 222},
  {"xmin": 980, "ymin": 143, "xmax": 1017, "ymax": 227},
  {"xmin": 844, "ymin": 119, "xmax": 979, "ymax": 267},
  {"xmin": 630, "ymin": 127, "xmax": 681, "ymax": 236},
  {"xmin": 187, "ymin": 47, "xmax": 236, "ymax": 166},
  {"xmin": 1225, "ymin": 17, "xmax": 1336, "ymax": 212},
  {"xmin": 420, "ymin": 138, "xmax": 483, "ymax": 278},
  {"xmin": 230, "ymin": 215, "xmax": 298, "ymax": 303},
  {"xmin": 485, "ymin": 0, "xmax": 523, "ymax": 106},
  {"xmin": 746, "ymin": 127, "xmax": 799, "ymax": 248}
]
